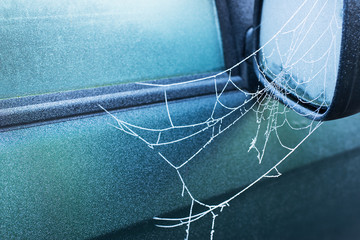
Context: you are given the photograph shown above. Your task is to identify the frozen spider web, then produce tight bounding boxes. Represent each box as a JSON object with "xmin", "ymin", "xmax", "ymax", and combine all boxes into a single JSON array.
[{"xmin": 100, "ymin": 0, "xmax": 342, "ymax": 239}]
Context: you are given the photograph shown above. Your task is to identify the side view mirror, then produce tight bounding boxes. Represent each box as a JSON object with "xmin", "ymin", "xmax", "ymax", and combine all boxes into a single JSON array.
[{"xmin": 249, "ymin": 0, "xmax": 360, "ymax": 121}]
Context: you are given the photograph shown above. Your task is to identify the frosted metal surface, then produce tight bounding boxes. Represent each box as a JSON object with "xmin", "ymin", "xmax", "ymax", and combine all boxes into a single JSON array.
[{"xmin": 1, "ymin": 91, "xmax": 360, "ymax": 239}]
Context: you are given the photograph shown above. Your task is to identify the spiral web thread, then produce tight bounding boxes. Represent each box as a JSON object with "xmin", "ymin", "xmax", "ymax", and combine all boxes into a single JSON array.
[{"xmin": 100, "ymin": 0, "xmax": 342, "ymax": 239}]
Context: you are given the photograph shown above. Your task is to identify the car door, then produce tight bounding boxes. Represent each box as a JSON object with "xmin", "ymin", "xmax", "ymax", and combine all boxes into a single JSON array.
[{"xmin": 1, "ymin": 1, "xmax": 360, "ymax": 239}]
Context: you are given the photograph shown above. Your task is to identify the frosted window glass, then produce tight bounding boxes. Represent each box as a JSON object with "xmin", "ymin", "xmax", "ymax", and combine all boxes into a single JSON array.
[{"xmin": 0, "ymin": 0, "xmax": 224, "ymax": 99}]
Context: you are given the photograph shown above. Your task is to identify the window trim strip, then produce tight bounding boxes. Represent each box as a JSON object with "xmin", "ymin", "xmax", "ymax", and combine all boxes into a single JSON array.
[{"xmin": 0, "ymin": 74, "xmax": 244, "ymax": 129}]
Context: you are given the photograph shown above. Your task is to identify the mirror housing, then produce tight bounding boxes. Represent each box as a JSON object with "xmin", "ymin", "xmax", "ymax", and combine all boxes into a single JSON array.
[{"xmin": 250, "ymin": 0, "xmax": 360, "ymax": 121}]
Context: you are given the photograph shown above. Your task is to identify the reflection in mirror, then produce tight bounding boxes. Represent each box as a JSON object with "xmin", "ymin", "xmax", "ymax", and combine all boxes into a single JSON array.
[{"xmin": 259, "ymin": 0, "xmax": 343, "ymax": 107}]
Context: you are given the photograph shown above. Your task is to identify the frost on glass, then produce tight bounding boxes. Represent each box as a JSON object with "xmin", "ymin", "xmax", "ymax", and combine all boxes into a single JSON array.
[
  {"xmin": 0, "ymin": 0, "xmax": 224, "ymax": 99},
  {"xmin": 260, "ymin": 0, "xmax": 343, "ymax": 106},
  {"xmin": 99, "ymin": 0, "xmax": 343, "ymax": 239}
]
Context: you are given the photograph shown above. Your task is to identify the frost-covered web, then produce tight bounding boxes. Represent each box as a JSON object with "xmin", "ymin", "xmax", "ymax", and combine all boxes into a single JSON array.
[{"xmin": 100, "ymin": 0, "xmax": 342, "ymax": 239}]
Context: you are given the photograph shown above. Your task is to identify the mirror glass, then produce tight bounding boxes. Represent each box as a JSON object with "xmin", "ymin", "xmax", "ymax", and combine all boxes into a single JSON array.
[{"xmin": 259, "ymin": 0, "xmax": 343, "ymax": 107}]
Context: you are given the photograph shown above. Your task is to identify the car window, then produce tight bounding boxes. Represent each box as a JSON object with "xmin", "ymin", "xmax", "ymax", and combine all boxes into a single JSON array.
[{"xmin": 0, "ymin": 0, "xmax": 224, "ymax": 99}]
